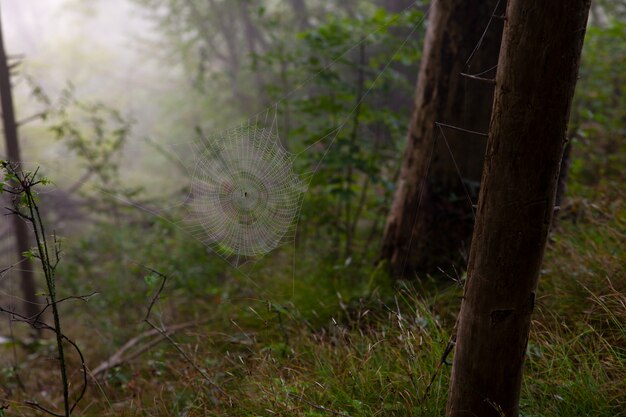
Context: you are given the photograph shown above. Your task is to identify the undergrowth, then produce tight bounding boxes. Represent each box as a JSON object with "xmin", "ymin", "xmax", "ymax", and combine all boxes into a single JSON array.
[
  {"xmin": 1, "ymin": 70, "xmax": 624, "ymax": 416},
  {"xmin": 1, "ymin": 171, "xmax": 623, "ymax": 416}
]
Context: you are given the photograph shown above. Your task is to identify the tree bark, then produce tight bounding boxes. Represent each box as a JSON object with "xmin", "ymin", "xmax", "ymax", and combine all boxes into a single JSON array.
[
  {"xmin": 0, "ymin": 6, "xmax": 40, "ymax": 320},
  {"xmin": 380, "ymin": 0, "xmax": 503, "ymax": 276},
  {"xmin": 446, "ymin": 1, "xmax": 591, "ymax": 416}
]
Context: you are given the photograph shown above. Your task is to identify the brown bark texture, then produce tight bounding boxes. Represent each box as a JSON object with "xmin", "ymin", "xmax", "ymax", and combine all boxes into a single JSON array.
[
  {"xmin": 446, "ymin": 1, "xmax": 591, "ymax": 416},
  {"xmin": 0, "ymin": 8, "xmax": 40, "ymax": 319},
  {"xmin": 380, "ymin": 0, "xmax": 503, "ymax": 276}
]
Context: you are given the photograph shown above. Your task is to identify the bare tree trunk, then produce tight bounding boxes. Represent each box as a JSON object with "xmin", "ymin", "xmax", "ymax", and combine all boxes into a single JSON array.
[
  {"xmin": 380, "ymin": 0, "xmax": 415, "ymax": 13},
  {"xmin": 184, "ymin": 0, "xmax": 247, "ymax": 107},
  {"xmin": 446, "ymin": 1, "xmax": 591, "ymax": 416},
  {"xmin": 238, "ymin": 1, "xmax": 269, "ymax": 104},
  {"xmin": 380, "ymin": 0, "xmax": 503, "ymax": 276},
  {"xmin": 0, "ymin": 7, "xmax": 40, "ymax": 320},
  {"xmin": 289, "ymin": 0, "xmax": 310, "ymax": 30}
]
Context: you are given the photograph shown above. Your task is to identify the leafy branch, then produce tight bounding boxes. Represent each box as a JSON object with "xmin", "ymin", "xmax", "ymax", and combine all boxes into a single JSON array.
[{"xmin": 0, "ymin": 160, "xmax": 86, "ymax": 416}]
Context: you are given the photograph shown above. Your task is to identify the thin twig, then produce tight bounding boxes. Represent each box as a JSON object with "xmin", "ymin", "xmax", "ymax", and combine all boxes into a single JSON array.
[
  {"xmin": 140, "ymin": 266, "xmax": 227, "ymax": 396},
  {"xmin": 23, "ymin": 401, "xmax": 65, "ymax": 417},
  {"xmin": 31, "ymin": 292, "xmax": 98, "ymax": 325},
  {"xmin": 0, "ymin": 306, "xmax": 88, "ymax": 415},
  {"xmin": 287, "ymin": 393, "xmax": 355, "ymax": 417},
  {"xmin": 16, "ymin": 111, "xmax": 47, "ymax": 127},
  {"xmin": 143, "ymin": 319, "xmax": 227, "ymax": 395},
  {"xmin": 143, "ymin": 268, "xmax": 167, "ymax": 321},
  {"xmin": 421, "ymin": 335, "xmax": 456, "ymax": 403}
]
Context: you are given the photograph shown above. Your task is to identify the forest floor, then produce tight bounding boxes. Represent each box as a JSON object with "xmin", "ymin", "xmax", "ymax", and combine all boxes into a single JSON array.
[{"xmin": 0, "ymin": 147, "xmax": 624, "ymax": 417}]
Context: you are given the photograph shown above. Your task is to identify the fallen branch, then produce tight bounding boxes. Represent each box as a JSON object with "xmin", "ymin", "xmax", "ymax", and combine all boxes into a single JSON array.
[{"xmin": 90, "ymin": 320, "xmax": 204, "ymax": 379}]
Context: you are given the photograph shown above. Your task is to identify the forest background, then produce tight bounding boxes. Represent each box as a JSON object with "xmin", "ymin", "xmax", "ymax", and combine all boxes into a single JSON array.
[{"xmin": 0, "ymin": 0, "xmax": 624, "ymax": 416}]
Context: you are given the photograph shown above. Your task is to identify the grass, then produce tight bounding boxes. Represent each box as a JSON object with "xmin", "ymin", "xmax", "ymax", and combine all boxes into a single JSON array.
[
  {"xmin": 0, "ymin": 147, "xmax": 624, "ymax": 417},
  {"xmin": 2, "ymin": 234, "xmax": 623, "ymax": 417}
]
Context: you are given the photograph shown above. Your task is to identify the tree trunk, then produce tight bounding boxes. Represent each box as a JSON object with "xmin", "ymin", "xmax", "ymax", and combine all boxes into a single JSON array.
[
  {"xmin": 0, "ymin": 6, "xmax": 40, "ymax": 320},
  {"xmin": 238, "ymin": 1, "xmax": 269, "ymax": 105},
  {"xmin": 446, "ymin": 1, "xmax": 591, "ymax": 416},
  {"xmin": 380, "ymin": 0, "xmax": 503, "ymax": 276},
  {"xmin": 289, "ymin": 0, "xmax": 310, "ymax": 30},
  {"xmin": 380, "ymin": 0, "xmax": 415, "ymax": 13}
]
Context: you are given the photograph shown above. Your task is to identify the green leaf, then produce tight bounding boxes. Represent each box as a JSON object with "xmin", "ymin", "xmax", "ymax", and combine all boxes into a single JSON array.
[
  {"xmin": 144, "ymin": 273, "xmax": 160, "ymax": 288},
  {"xmin": 22, "ymin": 250, "xmax": 37, "ymax": 260}
]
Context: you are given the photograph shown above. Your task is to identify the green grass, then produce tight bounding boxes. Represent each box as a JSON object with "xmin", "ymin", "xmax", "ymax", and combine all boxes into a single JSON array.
[
  {"xmin": 4, "ymin": 224, "xmax": 623, "ymax": 417},
  {"xmin": 1, "ymin": 147, "xmax": 624, "ymax": 417}
]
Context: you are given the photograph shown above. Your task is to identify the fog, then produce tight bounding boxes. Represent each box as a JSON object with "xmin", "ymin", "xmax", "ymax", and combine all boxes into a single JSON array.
[
  {"xmin": 3, "ymin": 0, "xmax": 166, "ymax": 118},
  {"xmin": 1, "ymin": 0, "xmax": 193, "ymax": 198}
]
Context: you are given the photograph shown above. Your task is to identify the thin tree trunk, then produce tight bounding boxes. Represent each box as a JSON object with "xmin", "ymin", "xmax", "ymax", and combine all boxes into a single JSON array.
[
  {"xmin": 446, "ymin": 1, "xmax": 591, "ymax": 416},
  {"xmin": 289, "ymin": 0, "xmax": 310, "ymax": 30},
  {"xmin": 184, "ymin": 0, "xmax": 247, "ymax": 107},
  {"xmin": 0, "ymin": 6, "xmax": 40, "ymax": 321},
  {"xmin": 344, "ymin": 44, "xmax": 366, "ymax": 259},
  {"xmin": 203, "ymin": 0, "xmax": 251, "ymax": 109},
  {"xmin": 380, "ymin": 0, "xmax": 502, "ymax": 276},
  {"xmin": 238, "ymin": 1, "xmax": 268, "ymax": 104},
  {"xmin": 380, "ymin": 0, "xmax": 415, "ymax": 13}
]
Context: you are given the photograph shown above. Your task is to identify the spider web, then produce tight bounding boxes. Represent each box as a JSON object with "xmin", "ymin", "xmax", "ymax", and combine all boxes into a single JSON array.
[
  {"xmin": 164, "ymin": 3, "xmax": 429, "ymax": 268},
  {"xmin": 1, "ymin": 0, "xmax": 429, "ymax": 277},
  {"xmin": 182, "ymin": 116, "xmax": 306, "ymax": 263}
]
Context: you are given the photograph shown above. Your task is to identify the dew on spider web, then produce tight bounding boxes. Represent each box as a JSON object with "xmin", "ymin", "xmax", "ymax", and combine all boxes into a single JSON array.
[{"xmin": 184, "ymin": 121, "xmax": 305, "ymax": 262}]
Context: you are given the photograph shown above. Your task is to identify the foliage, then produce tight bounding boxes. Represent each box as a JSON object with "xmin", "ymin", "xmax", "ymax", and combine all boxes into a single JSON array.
[
  {"xmin": 569, "ymin": 18, "xmax": 626, "ymax": 200},
  {"xmin": 125, "ymin": 0, "xmax": 425, "ymax": 263},
  {"xmin": 266, "ymin": 7, "xmax": 423, "ymax": 261},
  {"xmin": 26, "ymin": 82, "xmax": 140, "ymax": 202},
  {"xmin": 0, "ymin": 1, "xmax": 624, "ymax": 416}
]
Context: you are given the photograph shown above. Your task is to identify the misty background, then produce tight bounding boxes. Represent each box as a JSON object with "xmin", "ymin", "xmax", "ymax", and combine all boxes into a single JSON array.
[{"xmin": 1, "ymin": 0, "xmax": 193, "ymax": 196}]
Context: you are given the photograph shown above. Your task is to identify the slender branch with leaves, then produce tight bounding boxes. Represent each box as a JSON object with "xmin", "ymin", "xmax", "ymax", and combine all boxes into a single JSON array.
[{"xmin": 0, "ymin": 160, "xmax": 86, "ymax": 417}]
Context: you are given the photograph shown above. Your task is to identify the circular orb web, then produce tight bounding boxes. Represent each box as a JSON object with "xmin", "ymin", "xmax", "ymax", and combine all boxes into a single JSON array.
[{"xmin": 188, "ymin": 126, "xmax": 303, "ymax": 258}]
